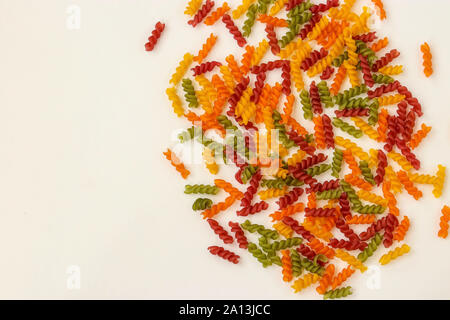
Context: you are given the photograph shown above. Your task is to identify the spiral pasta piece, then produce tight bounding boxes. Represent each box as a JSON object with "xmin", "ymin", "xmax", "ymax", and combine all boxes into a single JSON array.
[
  {"xmin": 335, "ymin": 136, "xmax": 370, "ymax": 162},
  {"xmin": 270, "ymin": 203, "xmax": 305, "ymax": 221},
  {"xmin": 397, "ymin": 171, "xmax": 423, "ymax": 200},
  {"xmin": 352, "ymin": 117, "xmax": 380, "ymax": 141},
  {"xmin": 192, "ymin": 198, "xmax": 213, "ymax": 210},
  {"xmin": 163, "ymin": 149, "xmax": 190, "ymax": 179},
  {"xmin": 281, "ymin": 250, "xmax": 293, "ymax": 282},
  {"xmin": 379, "ymin": 244, "xmax": 410, "ymax": 265},
  {"xmin": 370, "ymin": 37, "xmax": 388, "ymax": 53},
  {"xmin": 170, "ymin": 53, "xmax": 194, "ymax": 86},
  {"xmin": 208, "ymin": 246, "xmax": 240, "ymax": 264},
  {"xmin": 313, "ymin": 116, "xmax": 326, "ymax": 149},
  {"xmin": 331, "ymin": 266, "xmax": 355, "ymax": 289},
  {"xmin": 324, "ymin": 286, "xmax": 353, "ymax": 299},
  {"xmin": 204, "ymin": 3, "xmax": 230, "ymax": 25},
  {"xmin": 356, "ymin": 190, "xmax": 388, "ymax": 207},
  {"xmin": 438, "ymin": 206, "xmax": 450, "ymax": 239},
  {"xmin": 378, "ymin": 65, "xmax": 403, "ymax": 76},
  {"xmin": 343, "ymin": 149, "xmax": 361, "ymax": 175},
  {"xmin": 432, "ymin": 165, "xmax": 446, "ymax": 198},
  {"xmin": 251, "ymin": 39, "xmax": 270, "ymax": 67},
  {"xmin": 330, "ymin": 65, "xmax": 346, "ymax": 96},
  {"xmin": 232, "ymin": 0, "xmax": 256, "ymax": 19},
  {"xmin": 214, "ymin": 179, "xmax": 243, "ymax": 199},
  {"xmin": 166, "ymin": 87, "xmax": 185, "ymax": 117},
  {"xmin": 185, "ymin": 0, "xmax": 203, "ymax": 16},
  {"xmin": 346, "ymin": 214, "xmax": 376, "ymax": 224},
  {"xmin": 385, "ymin": 166, "xmax": 403, "ymax": 193},
  {"xmin": 194, "ymin": 33, "xmax": 218, "ymax": 64},
  {"xmin": 371, "ymin": 0, "xmax": 386, "ymax": 20},
  {"xmin": 185, "ymin": 184, "xmax": 219, "ymax": 195},
  {"xmin": 202, "ymin": 195, "xmax": 238, "ymax": 219},
  {"xmin": 258, "ymin": 187, "xmax": 288, "ymax": 200},
  {"xmin": 393, "ymin": 216, "xmax": 410, "ymax": 241},
  {"xmin": 335, "ymin": 249, "xmax": 367, "ymax": 273},
  {"xmin": 378, "ymin": 94, "xmax": 405, "ymax": 106},
  {"xmin": 420, "ymin": 42, "xmax": 433, "ymax": 77},
  {"xmin": 409, "ymin": 123, "xmax": 432, "ymax": 150},
  {"xmin": 273, "ymin": 221, "xmax": 293, "ymax": 239},
  {"xmin": 292, "ymin": 273, "xmax": 321, "ymax": 293},
  {"xmin": 316, "ymin": 264, "xmax": 335, "ymax": 294}
]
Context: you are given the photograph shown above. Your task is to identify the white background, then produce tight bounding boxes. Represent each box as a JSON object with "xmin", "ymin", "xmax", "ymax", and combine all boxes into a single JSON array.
[{"xmin": 0, "ymin": 0, "xmax": 449, "ymax": 299}]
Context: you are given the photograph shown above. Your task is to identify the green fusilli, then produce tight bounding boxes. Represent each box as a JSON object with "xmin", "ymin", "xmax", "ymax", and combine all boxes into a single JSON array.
[{"xmin": 185, "ymin": 184, "xmax": 219, "ymax": 195}]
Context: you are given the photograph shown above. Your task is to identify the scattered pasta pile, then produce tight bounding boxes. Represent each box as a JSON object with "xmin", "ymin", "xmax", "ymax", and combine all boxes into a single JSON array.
[{"xmin": 161, "ymin": 0, "xmax": 446, "ymax": 299}]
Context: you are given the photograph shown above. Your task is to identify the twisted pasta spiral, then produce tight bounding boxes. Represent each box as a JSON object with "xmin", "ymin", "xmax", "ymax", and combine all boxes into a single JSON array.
[
  {"xmin": 306, "ymin": 164, "xmax": 331, "ymax": 177},
  {"xmin": 307, "ymin": 238, "xmax": 335, "ymax": 259},
  {"xmin": 372, "ymin": 73, "xmax": 394, "ymax": 84},
  {"xmin": 332, "ymin": 266, "xmax": 355, "ymax": 289},
  {"xmin": 333, "ymin": 118, "xmax": 363, "ymax": 138},
  {"xmin": 182, "ymin": 78, "xmax": 199, "ymax": 108},
  {"xmin": 357, "ymin": 233, "xmax": 382, "ymax": 262},
  {"xmin": 207, "ymin": 218, "xmax": 234, "ymax": 244},
  {"xmin": 378, "ymin": 65, "xmax": 403, "ymax": 75},
  {"xmin": 247, "ymin": 242, "xmax": 272, "ymax": 267},
  {"xmin": 352, "ymin": 117, "xmax": 380, "ymax": 141},
  {"xmin": 393, "ymin": 216, "xmax": 410, "ymax": 241},
  {"xmin": 300, "ymin": 89, "xmax": 313, "ymax": 120},
  {"xmin": 273, "ymin": 221, "xmax": 293, "ymax": 239},
  {"xmin": 308, "ymin": 16, "xmax": 330, "ymax": 40},
  {"xmin": 385, "ymin": 166, "xmax": 403, "ymax": 193},
  {"xmin": 397, "ymin": 171, "xmax": 423, "ymax": 200},
  {"xmin": 184, "ymin": 0, "xmax": 203, "ymax": 16},
  {"xmin": 420, "ymin": 42, "xmax": 433, "ymax": 77},
  {"xmin": 409, "ymin": 123, "xmax": 432, "ymax": 150},
  {"xmin": 241, "ymin": 220, "xmax": 279, "ymax": 239},
  {"xmin": 335, "ymin": 249, "xmax": 367, "ymax": 273},
  {"xmin": 301, "ymin": 258, "xmax": 325, "ymax": 276},
  {"xmin": 432, "ymin": 165, "xmax": 446, "ymax": 198},
  {"xmin": 371, "ymin": 38, "xmax": 389, "ymax": 53},
  {"xmin": 331, "ymin": 148, "xmax": 344, "ymax": 178},
  {"xmin": 201, "ymin": 195, "xmax": 237, "ymax": 219},
  {"xmin": 346, "ymin": 214, "xmax": 376, "ymax": 224},
  {"xmin": 170, "ymin": 53, "xmax": 194, "ymax": 86},
  {"xmin": 330, "ymin": 65, "xmax": 347, "ymax": 96},
  {"xmin": 292, "ymin": 273, "xmax": 321, "ymax": 293},
  {"xmin": 378, "ymin": 94, "xmax": 405, "ymax": 106},
  {"xmin": 163, "ymin": 149, "xmax": 190, "ymax": 179},
  {"xmin": 204, "ymin": 3, "xmax": 230, "ymax": 26},
  {"xmin": 185, "ymin": 184, "xmax": 219, "ymax": 195},
  {"xmin": 438, "ymin": 206, "xmax": 450, "ymax": 239},
  {"xmin": 290, "ymin": 249, "xmax": 303, "ymax": 277},
  {"xmin": 317, "ymin": 189, "xmax": 342, "ymax": 200},
  {"xmin": 316, "ymin": 264, "xmax": 335, "ymax": 294},
  {"xmin": 379, "ymin": 244, "xmax": 410, "ymax": 265},
  {"xmin": 208, "ymin": 246, "xmax": 240, "ymax": 264},
  {"xmin": 356, "ymin": 190, "xmax": 388, "ymax": 207},
  {"xmin": 192, "ymin": 198, "xmax": 213, "ymax": 211},
  {"xmin": 166, "ymin": 87, "xmax": 185, "ymax": 117},
  {"xmin": 324, "ymin": 286, "xmax": 353, "ymax": 299},
  {"xmin": 260, "ymin": 237, "xmax": 303, "ymax": 252},
  {"xmin": 270, "ymin": 203, "xmax": 305, "ymax": 222},
  {"xmin": 188, "ymin": 0, "xmax": 215, "ymax": 27},
  {"xmin": 281, "ymin": 250, "xmax": 293, "ymax": 282},
  {"xmin": 335, "ymin": 136, "xmax": 370, "ymax": 162},
  {"xmin": 229, "ymin": 221, "xmax": 248, "ymax": 248},
  {"xmin": 359, "ymin": 160, "xmax": 376, "ymax": 185}
]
